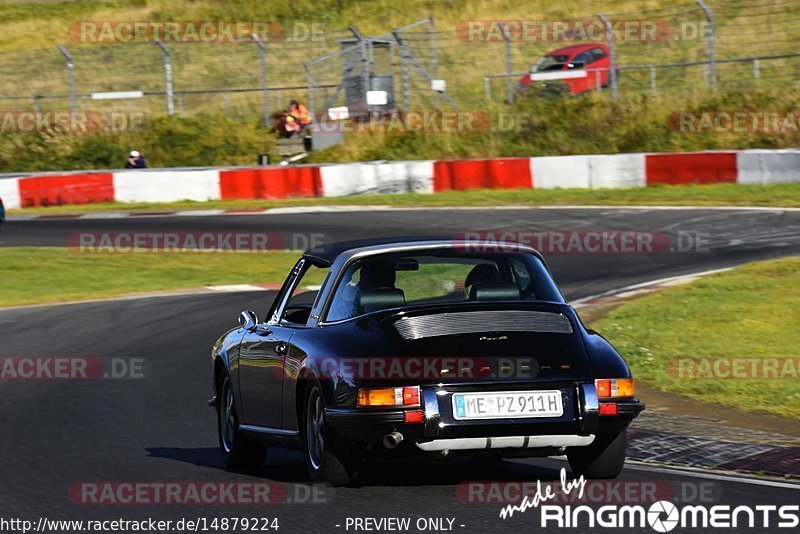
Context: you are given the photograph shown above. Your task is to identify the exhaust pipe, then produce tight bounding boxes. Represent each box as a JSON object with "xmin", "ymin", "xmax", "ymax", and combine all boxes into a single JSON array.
[{"xmin": 383, "ymin": 431, "xmax": 404, "ymax": 449}]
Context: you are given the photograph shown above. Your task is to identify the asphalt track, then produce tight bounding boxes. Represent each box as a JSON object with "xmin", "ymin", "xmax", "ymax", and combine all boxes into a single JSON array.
[{"xmin": 1, "ymin": 207, "xmax": 800, "ymax": 533}]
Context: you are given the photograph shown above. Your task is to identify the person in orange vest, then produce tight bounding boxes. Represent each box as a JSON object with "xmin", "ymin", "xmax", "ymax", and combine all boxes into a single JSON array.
[{"xmin": 288, "ymin": 99, "xmax": 312, "ymax": 133}]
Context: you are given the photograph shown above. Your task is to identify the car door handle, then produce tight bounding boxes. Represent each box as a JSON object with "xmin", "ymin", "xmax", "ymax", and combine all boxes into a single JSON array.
[
  {"xmin": 275, "ymin": 343, "xmax": 288, "ymax": 355},
  {"xmin": 255, "ymin": 324, "xmax": 272, "ymax": 336}
]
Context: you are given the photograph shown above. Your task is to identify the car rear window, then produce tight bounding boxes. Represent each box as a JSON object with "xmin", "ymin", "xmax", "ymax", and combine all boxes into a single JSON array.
[{"xmin": 324, "ymin": 250, "xmax": 563, "ymax": 322}]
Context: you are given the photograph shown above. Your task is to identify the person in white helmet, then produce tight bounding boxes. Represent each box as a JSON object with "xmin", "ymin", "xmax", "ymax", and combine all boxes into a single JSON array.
[{"xmin": 125, "ymin": 150, "xmax": 148, "ymax": 169}]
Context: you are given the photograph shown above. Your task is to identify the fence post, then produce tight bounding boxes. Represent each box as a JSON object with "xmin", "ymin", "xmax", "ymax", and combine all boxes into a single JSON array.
[
  {"xmin": 650, "ymin": 66, "xmax": 657, "ymax": 95},
  {"xmin": 753, "ymin": 58, "xmax": 760, "ymax": 80},
  {"xmin": 57, "ymin": 46, "xmax": 77, "ymax": 115},
  {"xmin": 399, "ymin": 41, "xmax": 410, "ymax": 110},
  {"xmin": 430, "ymin": 16, "xmax": 439, "ymax": 108},
  {"xmin": 303, "ymin": 62, "xmax": 315, "ymax": 116},
  {"xmin": 484, "ymin": 76, "xmax": 491, "ymax": 104},
  {"xmin": 502, "ymin": 24, "xmax": 514, "ymax": 105},
  {"xmin": 348, "ymin": 26, "xmax": 370, "ymax": 118},
  {"xmin": 695, "ymin": 0, "xmax": 717, "ymax": 91},
  {"xmin": 252, "ymin": 34, "xmax": 270, "ymax": 127},
  {"xmin": 596, "ymin": 14, "xmax": 618, "ymax": 99},
  {"xmin": 155, "ymin": 40, "xmax": 174, "ymax": 115}
]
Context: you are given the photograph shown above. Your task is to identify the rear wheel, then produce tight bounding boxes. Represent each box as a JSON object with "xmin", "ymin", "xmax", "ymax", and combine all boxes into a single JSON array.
[
  {"xmin": 567, "ymin": 431, "xmax": 627, "ymax": 479},
  {"xmin": 304, "ymin": 384, "xmax": 356, "ymax": 486},
  {"xmin": 217, "ymin": 375, "xmax": 267, "ymax": 469}
]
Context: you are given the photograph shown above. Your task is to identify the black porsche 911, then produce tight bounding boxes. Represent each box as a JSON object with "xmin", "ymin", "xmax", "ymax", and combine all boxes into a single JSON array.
[{"xmin": 209, "ymin": 238, "xmax": 644, "ymax": 485}]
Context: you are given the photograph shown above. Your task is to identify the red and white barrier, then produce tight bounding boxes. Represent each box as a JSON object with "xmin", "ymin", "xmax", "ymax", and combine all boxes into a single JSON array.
[
  {"xmin": 737, "ymin": 149, "xmax": 800, "ymax": 185},
  {"xmin": 319, "ymin": 161, "xmax": 434, "ymax": 197},
  {"xmin": 531, "ymin": 153, "xmax": 646, "ymax": 189},
  {"xmin": 0, "ymin": 176, "xmax": 21, "ymax": 209},
  {"xmin": 1, "ymin": 149, "xmax": 798, "ymax": 209},
  {"xmin": 114, "ymin": 169, "xmax": 220, "ymax": 203}
]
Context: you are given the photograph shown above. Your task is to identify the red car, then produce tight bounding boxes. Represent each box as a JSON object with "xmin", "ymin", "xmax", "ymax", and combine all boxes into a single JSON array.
[{"xmin": 519, "ymin": 43, "xmax": 611, "ymax": 94}]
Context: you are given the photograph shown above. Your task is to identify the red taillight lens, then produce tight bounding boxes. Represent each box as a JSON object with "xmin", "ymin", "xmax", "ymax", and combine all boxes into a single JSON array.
[
  {"xmin": 404, "ymin": 410, "xmax": 424, "ymax": 424},
  {"xmin": 403, "ymin": 387, "xmax": 420, "ymax": 406},
  {"xmin": 596, "ymin": 379, "xmax": 611, "ymax": 398},
  {"xmin": 599, "ymin": 403, "xmax": 618, "ymax": 416}
]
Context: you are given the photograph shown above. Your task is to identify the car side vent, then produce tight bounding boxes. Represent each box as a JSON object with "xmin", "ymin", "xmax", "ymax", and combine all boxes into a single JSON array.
[{"xmin": 394, "ymin": 310, "xmax": 573, "ymax": 340}]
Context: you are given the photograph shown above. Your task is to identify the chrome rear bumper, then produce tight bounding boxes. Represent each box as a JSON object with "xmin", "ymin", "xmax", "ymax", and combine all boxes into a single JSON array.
[{"xmin": 415, "ymin": 434, "xmax": 595, "ymax": 452}]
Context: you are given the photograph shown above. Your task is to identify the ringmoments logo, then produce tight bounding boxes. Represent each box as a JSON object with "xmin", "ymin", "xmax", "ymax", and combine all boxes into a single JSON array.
[{"xmin": 498, "ymin": 468, "xmax": 800, "ymax": 531}]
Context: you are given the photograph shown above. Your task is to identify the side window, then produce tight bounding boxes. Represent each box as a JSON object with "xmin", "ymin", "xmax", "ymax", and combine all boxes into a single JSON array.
[
  {"xmin": 281, "ymin": 263, "xmax": 329, "ymax": 325},
  {"xmin": 590, "ymin": 48, "xmax": 606, "ymax": 62},
  {"xmin": 571, "ymin": 51, "xmax": 592, "ymax": 67}
]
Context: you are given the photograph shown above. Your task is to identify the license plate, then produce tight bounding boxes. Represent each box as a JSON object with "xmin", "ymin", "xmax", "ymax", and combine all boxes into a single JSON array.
[{"xmin": 452, "ymin": 390, "xmax": 563, "ymax": 420}]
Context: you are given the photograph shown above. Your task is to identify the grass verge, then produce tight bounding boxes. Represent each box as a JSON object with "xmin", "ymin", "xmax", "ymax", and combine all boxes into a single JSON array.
[
  {"xmin": 0, "ymin": 248, "xmax": 300, "ymax": 307},
  {"xmin": 8, "ymin": 183, "xmax": 800, "ymax": 215},
  {"xmin": 593, "ymin": 257, "xmax": 800, "ymax": 419}
]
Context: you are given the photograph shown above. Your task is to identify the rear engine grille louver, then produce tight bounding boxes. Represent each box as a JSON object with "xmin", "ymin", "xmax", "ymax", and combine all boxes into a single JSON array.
[{"xmin": 393, "ymin": 310, "xmax": 573, "ymax": 340}]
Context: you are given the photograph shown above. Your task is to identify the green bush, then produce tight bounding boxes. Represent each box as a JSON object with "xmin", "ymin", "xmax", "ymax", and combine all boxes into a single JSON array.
[
  {"xmin": 1, "ymin": 88, "xmax": 798, "ymax": 173},
  {"xmin": 0, "ymin": 113, "xmax": 275, "ymax": 172}
]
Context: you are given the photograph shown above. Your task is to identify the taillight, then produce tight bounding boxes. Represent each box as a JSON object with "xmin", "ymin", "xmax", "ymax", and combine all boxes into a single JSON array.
[
  {"xmin": 595, "ymin": 378, "xmax": 635, "ymax": 399},
  {"xmin": 404, "ymin": 410, "xmax": 424, "ymax": 424},
  {"xmin": 599, "ymin": 403, "xmax": 618, "ymax": 416},
  {"xmin": 357, "ymin": 386, "xmax": 420, "ymax": 407}
]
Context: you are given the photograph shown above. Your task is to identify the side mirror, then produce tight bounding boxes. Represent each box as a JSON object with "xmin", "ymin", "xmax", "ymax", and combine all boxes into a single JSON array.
[{"xmin": 238, "ymin": 310, "xmax": 258, "ymax": 331}]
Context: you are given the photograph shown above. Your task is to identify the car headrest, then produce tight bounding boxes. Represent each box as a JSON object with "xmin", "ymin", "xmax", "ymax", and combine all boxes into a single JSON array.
[
  {"xmin": 357, "ymin": 288, "xmax": 406, "ymax": 314},
  {"xmin": 468, "ymin": 283, "xmax": 521, "ymax": 302}
]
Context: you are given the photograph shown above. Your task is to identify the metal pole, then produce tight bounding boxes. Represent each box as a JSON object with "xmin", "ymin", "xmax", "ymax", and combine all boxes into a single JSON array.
[
  {"xmin": 484, "ymin": 76, "xmax": 491, "ymax": 104},
  {"xmin": 502, "ymin": 24, "xmax": 514, "ymax": 105},
  {"xmin": 596, "ymin": 14, "xmax": 618, "ymax": 99},
  {"xmin": 57, "ymin": 46, "xmax": 77, "ymax": 115},
  {"xmin": 399, "ymin": 42, "xmax": 410, "ymax": 110},
  {"xmin": 696, "ymin": 0, "xmax": 716, "ymax": 91},
  {"xmin": 430, "ymin": 16, "xmax": 439, "ymax": 79},
  {"xmin": 650, "ymin": 66, "xmax": 657, "ymax": 95},
  {"xmin": 348, "ymin": 26, "xmax": 370, "ymax": 117},
  {"xmin": 430, "ymin": 16, "xmax": 439, "ymax": 109},
  {"xmin": 303, "ymin": 63, "xmax": 315, "ymax": 117},
  {"xmin": 155, "ymin": 40, "xmax": 174, "ymax": 115},
  {"xmin": 753, "ymin": 59, "xmax": 760, "ymax": 80},
  {"xmin": 252, "ymin": 34, "xmax": 270, "ymax": 127}
]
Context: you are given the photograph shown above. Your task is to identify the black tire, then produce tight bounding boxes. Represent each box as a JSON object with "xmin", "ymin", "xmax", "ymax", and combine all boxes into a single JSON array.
[
  {"xmin": 567, "ymin": 431, "xmax": 627, "ymax": 479},
  {"xmin": 217, "ymin": 375, "xmax": 267, "ymax": 469},
  {"xmin": 303, "ymin": 384, "xmax": 355, "ymax": 486}
]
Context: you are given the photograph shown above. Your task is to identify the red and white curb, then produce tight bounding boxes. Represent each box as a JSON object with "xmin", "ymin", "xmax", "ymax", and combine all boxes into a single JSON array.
[{"xmin": 1, "ymin": 148, "xmax": 798, "ymax": 211}]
